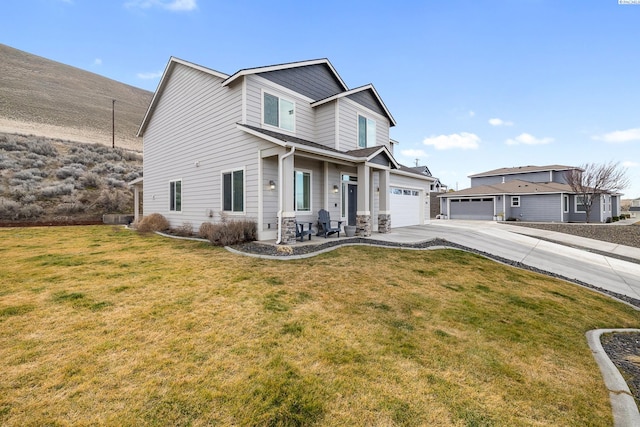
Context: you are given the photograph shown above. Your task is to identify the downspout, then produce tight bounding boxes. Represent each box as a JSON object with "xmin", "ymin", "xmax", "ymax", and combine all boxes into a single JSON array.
[{"xmin": 275, "ymin": 146, "xmax": 296, "ymax": 244}]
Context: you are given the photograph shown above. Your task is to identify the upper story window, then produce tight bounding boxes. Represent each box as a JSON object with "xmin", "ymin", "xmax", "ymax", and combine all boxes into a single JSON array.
[
  {"xmin": 169, "ymin": 179, "xmax": 182, "ymax": 212},
  {"xmin": 264, "ymin": 92, "xmax": 295, "ymax": 132},
  {"xmin": 222, "ymin": 169, "xmax": 244, "ymax": 213},
  {"xmin": 358, "ymin": 115, "xmax": 376, "ymax": 148},
  {"xmin": 511, "ymin": 196, "xmax": 520, "ymax": 207}
]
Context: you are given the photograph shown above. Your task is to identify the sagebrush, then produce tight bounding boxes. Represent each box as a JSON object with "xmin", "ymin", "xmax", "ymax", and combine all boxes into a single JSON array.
[{"xmin": 199, "ymin": 220, "xmax": 257, "ymax": 246}]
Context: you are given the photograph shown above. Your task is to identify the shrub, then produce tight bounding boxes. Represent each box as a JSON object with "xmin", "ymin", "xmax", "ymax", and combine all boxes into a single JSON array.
[
  {"xmin": 56, "ymin": 164, "xmax": 86, "ymax": 179},
  {"xmin": 95, "ymin": 189, "xmax": 131, "ymax": 213},
  {"xmin": 80, "ymin": 173, "xmax": 103, "ymax": 189},
  {"xmin": 136, "ymin": 213, "xmax": 170, "ymax": 233},
  {"xmin": 198, "ymin": 222, "xmax": 216, "ymax": 240},
  {"xmin": 26, "ymin": 139, "xmax": 58, "ymax": 157},
  {"xmin": 172, "ymin": 222, "xmax": 194, "ymax": 237},
  {"xmin": 40, "ymin": 183, "xmax": 75, "ymax": 198},
  {"xmin": 207, "ymin": 219, "xmax": 257, "ymax": 246},
  {"xmin": 0, "ymin": 197, "xmax": 43, "ymax": 220}
]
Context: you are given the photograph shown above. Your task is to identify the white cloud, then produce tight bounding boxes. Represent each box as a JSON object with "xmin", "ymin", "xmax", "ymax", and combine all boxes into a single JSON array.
[
  {"xmin": 468, "ymin": 110, "xmax": 475, "ymax": 117},
  {"xmin": 505, "ymin": 133, "xmax": 554, "ymax": 146},
  {"xmin": 93, "ymin": 58, "xmax": 102, "ymax": 66},
  {"xmin": 622, "ymin": 161, "xmax": 639, "ymax": 168},
  {"xmin": 125, "ymin": 0, "xmax": 197, "ymax": 11},
  {"xmin": 137, "ymin": 70, "xmax": 163, "ymax": 79},
  {"xmin": 400, "ymin": 149, "xmax": 428, "ymax": 158},
  {"xmin": 592, "ymin": 128, "xmax": 640, "ymax": 143},
  {"xmin": 488, "ymin": 118, "xmax": 514, "ymax": 126},
  {"xmin": 423, "ymin": 132, "xmax": 480, "ymax": 150}
]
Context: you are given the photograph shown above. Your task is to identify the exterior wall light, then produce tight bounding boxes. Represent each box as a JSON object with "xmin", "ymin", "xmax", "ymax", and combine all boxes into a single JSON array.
[
  {"xmin": 269, "ymin": 180, "xmax": 276, "ymax": 190},
  {"xmin": 333, "ymin": 184, "xmax": 339, "ymax": 193}
]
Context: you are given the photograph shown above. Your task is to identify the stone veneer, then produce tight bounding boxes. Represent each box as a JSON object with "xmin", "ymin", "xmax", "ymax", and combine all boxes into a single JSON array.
[
  {"xmin": 356, "ymin": 214, "xmax": 372, "ymax": 237},
  {"xmin": 280, "ymin": 216, "xmax": 297, "ymax": 244},
  {"xmin": 378, "ymin": 213, "xmax": 391, "ymax": 233}
]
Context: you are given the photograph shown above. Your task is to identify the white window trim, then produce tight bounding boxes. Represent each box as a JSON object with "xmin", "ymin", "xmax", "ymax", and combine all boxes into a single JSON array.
[
  {"xmin": 221, "ymin": 167, "xmax": 246, "ymax": 215},
  {"xmin": 575, "ymin": 195, "xmax": 587, "ymax": 213},
  {"xmin": 511, "ymin": 196, "xmax": 520, "ymax": 207},
  {"xmin": 294, "ymin": 168, "xmax": 312, "ymax": 213},
  {"xmin": 563, "ymin": 195, "xmax": 569, "ymax": 213},
  {"xmin": 262, "ymin": 89, "xmax": 296, "ymax": 133},
  {"xmin": 169, "ymin": 179, "xmax": 182, "ymax": 213},
  {"xmin": 357, "ymin": 114, "xmax": 376, "ymax": 148}
]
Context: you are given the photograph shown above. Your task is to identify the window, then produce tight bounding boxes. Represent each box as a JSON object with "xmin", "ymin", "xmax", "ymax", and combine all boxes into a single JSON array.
[
  {"xmin": 169, "ymin": 180, "xmax": 181, "ymax": 212},
  {"xmin": 563, "ymin": 195, "xmax": 569, "ymax": 213},
  {"xmin": 358, "ymin": 115, "xmax": 376, "ymax": 148},
  {"xmin": 223, "ymin": 169, "xmax": 244, "ymax": 212},
  {"xmin": 264, "ymin": 92, "xmax": 295, "ymax": 131},
  {"xmin": 294, "ymin": 170, "xmax": 311, "ymax": 212},
  {"xmin": 575, "ymin": 195, "xmax": 588, "ymax": 212},
  {"xmin": 511, "ymin": 196, "xmax": 520, "ymax": 207}
]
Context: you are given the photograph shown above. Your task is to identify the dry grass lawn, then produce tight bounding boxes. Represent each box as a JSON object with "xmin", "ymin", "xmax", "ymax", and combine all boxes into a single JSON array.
[{"xmin": 0, "ymin": 226, "xmax": 639, "ymax": 426}]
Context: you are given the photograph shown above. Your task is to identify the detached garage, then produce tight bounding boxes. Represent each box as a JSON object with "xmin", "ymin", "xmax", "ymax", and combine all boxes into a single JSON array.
[{"xmin": 449, "ymin": 198, "xmax": 494, "ymax": 220}]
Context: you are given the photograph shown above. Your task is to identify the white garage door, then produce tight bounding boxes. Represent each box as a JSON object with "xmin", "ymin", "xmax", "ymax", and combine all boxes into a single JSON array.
[
  {"xmin": 390, "ymin": 187, "xmax": 421, "ymax": 227},
  {"xmin": 449, "ymin": 198, "xmax": 494, "ymax": 220}
]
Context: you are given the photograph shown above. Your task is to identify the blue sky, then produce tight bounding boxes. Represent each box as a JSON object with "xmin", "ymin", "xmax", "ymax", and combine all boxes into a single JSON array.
[{"xmin": 4, "ymin": 0, "xmax": 640, "ymax": 198}]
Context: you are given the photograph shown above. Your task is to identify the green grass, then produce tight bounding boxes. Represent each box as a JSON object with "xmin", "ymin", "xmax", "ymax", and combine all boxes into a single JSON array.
[{"xmin": 0, "ymin": 225, "xmax": 638, "ymax": 426}]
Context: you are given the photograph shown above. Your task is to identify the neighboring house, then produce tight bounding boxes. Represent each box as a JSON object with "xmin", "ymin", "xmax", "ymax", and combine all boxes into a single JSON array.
[
  {"xmin": 135, "ymin": 57, "xmax": 435, "ymax": 243},
  {"xmin": 630, "ymin": 198, "xmax": 640, "ymax": 212},
  {"xmin": 438, "ymin": 165, "xmax": 622, "ymax": 222}
]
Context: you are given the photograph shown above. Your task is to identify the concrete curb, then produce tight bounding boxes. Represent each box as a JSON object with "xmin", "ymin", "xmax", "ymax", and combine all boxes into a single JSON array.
[{"xmin": 586, "ymin": 329, "xmax": 640, "ymax": 427}]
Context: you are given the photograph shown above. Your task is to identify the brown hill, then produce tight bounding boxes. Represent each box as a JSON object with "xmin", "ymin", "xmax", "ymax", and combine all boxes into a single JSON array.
[{"xmin": 0, "ymin": 43, "xmax": 152, "ymax": 150}]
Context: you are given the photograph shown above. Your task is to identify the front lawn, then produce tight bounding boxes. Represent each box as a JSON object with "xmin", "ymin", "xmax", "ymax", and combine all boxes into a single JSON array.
[{"xmin": 0, "ymin": 226, "xmax": 638, "ymax": 426}]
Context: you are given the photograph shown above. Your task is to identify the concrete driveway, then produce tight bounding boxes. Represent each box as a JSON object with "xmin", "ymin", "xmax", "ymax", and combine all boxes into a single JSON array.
[{"xmin": 375, "ymin": 221, "xmax": 640, "ymax": 302}]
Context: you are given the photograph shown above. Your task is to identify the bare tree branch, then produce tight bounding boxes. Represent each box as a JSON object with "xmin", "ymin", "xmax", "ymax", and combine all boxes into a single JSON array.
[{"xmin": 565, "ymin": 162, "xmax": 630, "ymax": 223}]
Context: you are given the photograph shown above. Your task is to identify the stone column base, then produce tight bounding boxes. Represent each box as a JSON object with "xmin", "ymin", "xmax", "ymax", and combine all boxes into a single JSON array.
[
  {"xmin": 356, "ymin": 214, "xmax": 371, "ymax": 237},
  {"xmin": 378, "ymin": 213, "xmax": 391, "ymax": 233},
  {"xmin": 280, "ymin": 216, "xmax": 297, "ymax": 244}
]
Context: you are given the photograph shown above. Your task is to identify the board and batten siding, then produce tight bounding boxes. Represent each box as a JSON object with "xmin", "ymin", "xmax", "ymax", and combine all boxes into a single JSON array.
[
  {"xmin": 244, "ymin": 75, "xmax": 316, "ymax": 142},
  {"xmin": 337, "ymin": 98, "xmax": 390, "ymax": 152},
  {"xmin": 143, "ymin": 62, "xmax": 263, "ymax": 232}
]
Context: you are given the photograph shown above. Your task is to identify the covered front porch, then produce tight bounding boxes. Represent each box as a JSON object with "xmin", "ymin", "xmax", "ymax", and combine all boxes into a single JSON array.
[{"xmin": 257, "ymin": 143, "xmax": 397, "ymax": 245}]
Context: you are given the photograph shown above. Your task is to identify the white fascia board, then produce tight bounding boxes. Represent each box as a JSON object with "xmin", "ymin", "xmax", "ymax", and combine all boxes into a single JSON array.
[
  {"xmin": 364, "ymin": 146, "xmax": 400, "ymax": 169},
  {"xmin": 311, "ymin": 84, "xmax": 397, "ymax": 127},
  {"xmin": 391, "ymin": 169, "xmax": 436, "ymax": 182},
  {"xmin": 137, "ymin": 57, "xmax": 229, "ymax": 136}
]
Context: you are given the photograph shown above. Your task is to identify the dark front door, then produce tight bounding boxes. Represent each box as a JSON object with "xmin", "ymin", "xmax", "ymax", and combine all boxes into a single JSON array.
[{"xmin": 348, "ymin": 184, "xmax": 357, "ymax": 226}]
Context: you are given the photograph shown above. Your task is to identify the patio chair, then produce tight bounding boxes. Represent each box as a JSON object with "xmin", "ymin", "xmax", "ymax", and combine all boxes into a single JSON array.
[
  {"xmin": 317, "ymin": 209, "xmax": 342, "ymax": 238},
  {"xmin": 295, "ymin": 221, "xmax": 314, "ymax": 242}
]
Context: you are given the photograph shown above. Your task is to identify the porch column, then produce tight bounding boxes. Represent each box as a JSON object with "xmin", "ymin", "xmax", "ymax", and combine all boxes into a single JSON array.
[
  {"xmin": 356, "ymin": 163, "xmax": 371, "ymax": 237},
  {"xmin": 378, "ymin": 169, "xmax": 391, "ymax": 233},
  {"xmin": 280, "ymin": 152, "xmax": 296, "ymax": 244},
  {"xmin": 133, "ymin": 185, "xmax": 140, "ymax": 223}
]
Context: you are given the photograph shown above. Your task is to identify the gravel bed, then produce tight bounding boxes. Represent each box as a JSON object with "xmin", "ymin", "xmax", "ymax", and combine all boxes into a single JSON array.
[
  {"xmin": 601, "ymin": 332, "xmax": 640, "ymax": 408},
  {"xmin": 500, "ymin": 221, "xmax": 640, "ymax": 248}
]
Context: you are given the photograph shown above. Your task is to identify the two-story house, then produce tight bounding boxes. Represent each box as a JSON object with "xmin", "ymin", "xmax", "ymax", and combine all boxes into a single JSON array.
[
  {"xmin": 134, "ymin": 57, "xmax": 435, "ymax": 243},
  {"xmin": 438, "ymin": 165, "xmax": 621, "ymax": 222}
]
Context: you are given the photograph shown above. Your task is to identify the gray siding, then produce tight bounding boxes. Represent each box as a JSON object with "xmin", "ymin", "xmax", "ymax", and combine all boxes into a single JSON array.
[
  {"xmin": 314, "ymin": 102, "xmax": 336, "ymax": 148},
  {"xmin": 262, "ymin": 155, "xmax": 279, "ymax": 231},
  {"xmin": 551, "ymin": 170, "xmax": 570, "ymax": 184},
  {"xmin": 471, "ymin": 171, "xmax": 553, "ymax": 187},
  {"xmin": 346, "ymin": 90, "xmax": 386, "ymax": 118},
  {"xmin": 258, "ymin": 64, "xmax": 344, "ymax": 101},
  {"xmin": 143, "ymin": 62, "xmax": 260, "ymax": 232},
  {"xmin": 507, "ymin": 194, "xmax": 561, "ymax": 222},
  {"xmin": 337, "ymin": 98, "xmax": 390, "ymax": 152},
  {"xmin": 245, "ymin": 75, "xmax": 316, "ymax": 142}
]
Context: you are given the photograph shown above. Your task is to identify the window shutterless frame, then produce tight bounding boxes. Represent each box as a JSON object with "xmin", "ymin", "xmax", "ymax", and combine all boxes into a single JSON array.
[
  {"xmin": 169, "ymin": 179, "xmax": 182, "ymax": 212},
  {"xmin": 221, "ymin": 168, "xmax": 245, "ymax": 214},
  {"xmin": 262, "ymin": 90, "xmax": 295, "ymax": 132},
  {"xmin": 357, "ymin": 114, "xmax": 376, "ymax": 148},
  {"xmin": 293, "ymin": 169, "xmax": 312, "ymax": 212}
]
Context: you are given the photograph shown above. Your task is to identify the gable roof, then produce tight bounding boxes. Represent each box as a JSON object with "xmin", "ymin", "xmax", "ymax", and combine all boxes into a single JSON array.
[
  {"xmin": 311, "ymin": 84, "xmax": 397, "ymax": 127},
  {"xmin": 137, "ymin": 57, "xmax": 229, "ymax": 136},
  {"xmin": 237, "ymin": 124, "xmax": 399, "ymax": 168},
  {"xmin": 469, "ymin": 164, "xmax": 579, "ymax": 178},
  {"xmin": 440, "ymin": 179, "xmax": 573, "ymax": 198},
  {"xmin": 221, "ymin": 58, "xmax": 348, "ymax": 92}
]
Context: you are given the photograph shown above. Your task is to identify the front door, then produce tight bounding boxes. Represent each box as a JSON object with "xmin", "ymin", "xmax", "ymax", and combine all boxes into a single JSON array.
[{"xmin": 347, "ymin": 184, "xmax": 357, "ymax": 226}]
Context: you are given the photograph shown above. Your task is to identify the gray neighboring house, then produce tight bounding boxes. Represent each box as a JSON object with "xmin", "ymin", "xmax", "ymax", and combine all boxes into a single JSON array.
[
  {"xmin": 134, "ymin": 57, "xmax": 435, "ymax": 243},
  {"xmin": 630, "ymin": 198, "xmax": 640, "ymax": 212},
  {"xmin": 438, "ymin": 165, "xmax": 622, "ymax": 222}
]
